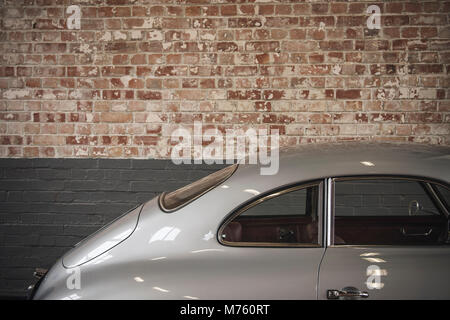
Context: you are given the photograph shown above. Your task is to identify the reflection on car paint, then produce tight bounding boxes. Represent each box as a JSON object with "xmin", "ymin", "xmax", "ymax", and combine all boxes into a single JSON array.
[{"xmin": 149, "ymin": 226, "xmax": 181, "ymax": 243}]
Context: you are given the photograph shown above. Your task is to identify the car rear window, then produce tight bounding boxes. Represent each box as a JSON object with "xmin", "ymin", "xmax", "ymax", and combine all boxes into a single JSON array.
[{"xmin": 159, "ymin": 164, "xmax": 238, "ymax": 212}]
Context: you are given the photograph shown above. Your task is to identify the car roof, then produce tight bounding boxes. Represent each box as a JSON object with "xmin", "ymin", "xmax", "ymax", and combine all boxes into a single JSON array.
[
  {"xmin": 169, "ymin": 142, "xmax": 449, "ymax": 228},
  {"xmin": 231, "ymin": 142, "xmax": 450, "ymax": 191}
]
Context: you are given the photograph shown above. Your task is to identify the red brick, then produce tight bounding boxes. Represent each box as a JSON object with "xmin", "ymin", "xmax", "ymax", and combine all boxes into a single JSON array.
[
  {"xmin": 265, "ymin": 17, "xmax": 298, "ymax": 28},
  {"xmin": 336, "ymin": 90, "xmax": 361, "ymax": 99},
  {"xmin": 312, "ymin": 4, "xmax": 328, "ymax": 14},
  {"xmin": 217, "ymin": 42, "xmax": 239, "ymax": 52},
  {"xmin": 133, "ymin": 136, "xmax": 158, "ymax": 146},
  {"xmin": 163, "ymin": 18, "xmax": 190, "ymax": 29},
  {"xmin": 100, "ymin": 112, "xmax": 132, "ymax": 123},
  {"xmin": 185, "ymin": 6, "xmax": 201, "ymax": 16},
  {"xmin": 137, "ymin": 91, "xmax": 162, "ymax": 100},
  {"xmin": 101, "ymin": 67, "xmax": 133, "ymax": 77},
  {"xmin": 154, "ymin": 66, "xmax": 188, "ymax": 77},
  {"xmin": 221, "ymin": 5, "xmax": 237, "ymax": 16}
]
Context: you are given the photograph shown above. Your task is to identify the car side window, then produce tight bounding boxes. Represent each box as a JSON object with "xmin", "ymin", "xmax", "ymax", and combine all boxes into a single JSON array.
[
  {"xmin": 334, "ymin": 178, "xmax": 448, "ymax": 245},
  {"xmin": 220, "ymin": 183, "xmax": 321, "ymax": 246}
]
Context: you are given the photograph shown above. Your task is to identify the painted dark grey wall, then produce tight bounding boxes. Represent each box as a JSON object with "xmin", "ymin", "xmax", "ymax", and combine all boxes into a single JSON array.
[{"xmin": 0, "ymin": 158, "xmax": 225, "ymax": 298}]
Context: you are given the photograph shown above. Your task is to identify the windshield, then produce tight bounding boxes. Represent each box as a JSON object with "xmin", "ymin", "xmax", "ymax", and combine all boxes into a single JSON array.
[{"xmin": 159, "ymin": 164, "xmax": 238, "ymax": 212}]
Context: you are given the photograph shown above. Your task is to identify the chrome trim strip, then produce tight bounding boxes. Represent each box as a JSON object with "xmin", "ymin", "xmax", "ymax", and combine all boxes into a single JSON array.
[
  {"xmin": 426, "ymin": 182, "xmax": 449, "ymax": 218},
  {"xmin": 326, "ymin": 178, "xmax": 332, "ymax": 247},
  {"xmin": 334, "ymin": 175, "xmax": 449, "ymax": 187}
]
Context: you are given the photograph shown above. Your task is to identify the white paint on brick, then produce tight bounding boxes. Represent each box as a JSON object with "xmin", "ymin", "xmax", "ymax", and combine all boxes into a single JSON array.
[
  {"xmin": 69, "ymin": 90, "xmax": 83, "ymax": 100},
  {"xmin": 79, "ymin": 43, "xmax": 92, "ymax": 54},
  {"xmin": 42, "ymin": 92, "xmax": 57, "ymax": 100},
  {"xmin": 418, "ymin": 88, "xmax": 437, "ymax": 100},
  {"xmin": 146, "ymin": 113, "xmax": 164, "ymax": 123},
  {"xmin": 86, "ymin": 113, "xmax": 94, "ymax": 123},
  {"xmin": 113, "ymin": 31, "xmax": 127, "ymax": 41},
  {"xmin": 319, "ymin": 22, "xmax": 326, "ymax": 31},
  {"xmin": 98, "ymin": 32, "xmax": 112, "ymax": 42},
  {"xmin": 200, "ymin": 32, "xmax": 215, "ymax": 41},
  {"xmin": 120, "ymin": 76, "xmax": 132, "ymax": 87},
  {"xmin": 331, "ymin": 65, "xmax": 341, "ymax": 75},
  {"xmin": 149, "ymin": 30, "xmax": 163, "ymax": 41},
  {"xmin": 3, "ymin": 89, "xmax": 30, "ymax": 99},
  {"xmin": 130, "ymin": 30, "xmax": 142, "ymax": 40},
  {"xmin": 142, "ymin": 18, "xmax": 157, "ymax": 29}
]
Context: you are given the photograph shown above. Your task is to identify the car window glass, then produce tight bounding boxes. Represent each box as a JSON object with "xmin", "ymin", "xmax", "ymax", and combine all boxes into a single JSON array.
[
  {"xmin": 241, "ymin": 188, "xmax": 310, "ymax": 217},
  {"xmin": 160, "ymin": 164, "xmax": 237, "ymax": 211},
  {"xmin": 335, "ymin": 179, "xmax": 440, "ymax": 217},
  {"xmin": 334, "ymin": 178, "xmax": 446, "ymax": 245},
  {"xmin": 220, "ymin": 184, "xmax": 320, "ymax": 246}
]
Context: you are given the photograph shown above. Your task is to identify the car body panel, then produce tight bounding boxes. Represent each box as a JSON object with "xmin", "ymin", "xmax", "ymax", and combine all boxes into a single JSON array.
[
  {"xmin": 32, "ymin": 142, "xmax": 450, "ymax": 299},
  {"xmin": 318, "ymin": 246, "xmax": 450, "ymax": 300},
  {"xmin": 62, "ymin": 204, "xmax": 143, "ymax": 268},
  {"xmin": 35, "ymin": 197, "xmax": 324, "ymax": 299}
]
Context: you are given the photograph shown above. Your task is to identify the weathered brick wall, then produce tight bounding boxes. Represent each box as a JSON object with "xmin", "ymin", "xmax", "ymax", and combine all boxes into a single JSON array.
[
  {"xmin": 0, "ymin": 0, "xmax": 449, "ymax": 158},
  {"xmin": 0, "ymin": 158, "xmax": 224, "ymax": 298}
]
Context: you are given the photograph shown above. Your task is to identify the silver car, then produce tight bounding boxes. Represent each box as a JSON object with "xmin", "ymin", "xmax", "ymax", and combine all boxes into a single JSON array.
[{"xmin": 31, "ymin": 143, "xmax": 450, "ymax": 300}]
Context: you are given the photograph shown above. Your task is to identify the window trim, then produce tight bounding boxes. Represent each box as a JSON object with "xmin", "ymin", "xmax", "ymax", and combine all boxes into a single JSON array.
[
  {"xmin": 217, "ymin": 180, "xmax": 324, "ymax": 248},
  {"xmin": 329, "ymin": 175, "xmax": 450, "ymax": 247},
  {"xmin": 159, "ymin": 164, "xmax": 238, "ymax": 213},
  {"xmin": 430, "ymin": 184, "xmax": 450, "ymax": 213}
]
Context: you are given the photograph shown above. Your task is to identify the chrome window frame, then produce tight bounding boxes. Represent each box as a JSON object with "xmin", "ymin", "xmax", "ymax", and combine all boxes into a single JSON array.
[
  {"xmin": 328, "ymin": 175, "xmax": 450, "ymax": 247},
  {"xmin": 430, "ymin": 184, "xmax": 450, "ymax": 213},
  {"xmin": 217, "ymin": 180, "xmax": 324, "ymax": 248}
]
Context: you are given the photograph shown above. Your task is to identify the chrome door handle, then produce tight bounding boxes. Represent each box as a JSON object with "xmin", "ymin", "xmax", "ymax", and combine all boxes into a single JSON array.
[
  {"xmin": 327, "ymin": 287, "xmax": 369, "ymax": 300},
  {"xmin": 401, "ymin": 227, "xmax": 432, "ymax": 236}
]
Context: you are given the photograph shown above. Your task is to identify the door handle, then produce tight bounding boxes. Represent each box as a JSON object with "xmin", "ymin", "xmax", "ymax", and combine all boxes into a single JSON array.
[
  {"xmin": 401, "ymin": 227, "xmax": 432, "ymax": 236},
  {"xmin": 327, "ymin": 287, "xmax": 369, "ymax": 300}
]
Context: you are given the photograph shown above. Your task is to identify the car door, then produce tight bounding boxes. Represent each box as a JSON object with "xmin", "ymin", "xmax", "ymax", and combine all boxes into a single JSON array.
[
  {"xmin": 216, "ymin": 181, "xmax": 325, "ymax": 299},
  {"xmin": 318, "ymin": 177, "xmax": 450, "ymax": 300}
]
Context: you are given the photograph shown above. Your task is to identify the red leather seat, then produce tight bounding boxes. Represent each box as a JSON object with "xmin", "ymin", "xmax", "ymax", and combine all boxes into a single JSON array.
[{"xmin": 222, "ymin": 222, "xmax": 242, "ymax": 242}]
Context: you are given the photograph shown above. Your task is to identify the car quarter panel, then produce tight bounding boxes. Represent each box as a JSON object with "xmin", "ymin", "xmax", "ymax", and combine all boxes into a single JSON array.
[{"xmin": 36, "ymin": 193, "xmax": 324, "ymax": 299}]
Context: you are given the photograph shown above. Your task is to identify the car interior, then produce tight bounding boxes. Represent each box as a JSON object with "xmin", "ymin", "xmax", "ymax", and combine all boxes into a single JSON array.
[
  {"xmin": 333, "ymin": 179, "xmax": 449, "ymax": 245},
  {"xmin": 222, "ymin": 185, "xmax": 320, "ymax": 245},
  {"xmin": 221, "ymin": 179, "xmax": 450, "ymax": 246}
]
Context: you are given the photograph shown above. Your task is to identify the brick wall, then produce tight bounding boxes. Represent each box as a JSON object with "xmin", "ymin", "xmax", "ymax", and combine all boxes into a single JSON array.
[
  {"xmin": 0, "ymin": 158, "xmax": 224, "ymax": 298},
  {"xmin": 0, "ymin": 0, "xmax": 449, "ymax": 158}
]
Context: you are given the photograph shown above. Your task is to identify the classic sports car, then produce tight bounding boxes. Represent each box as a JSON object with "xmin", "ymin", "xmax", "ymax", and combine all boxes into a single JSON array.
[{"xmin": 30, "ymin": 142, "xmax": 450, "ymax": 300}]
